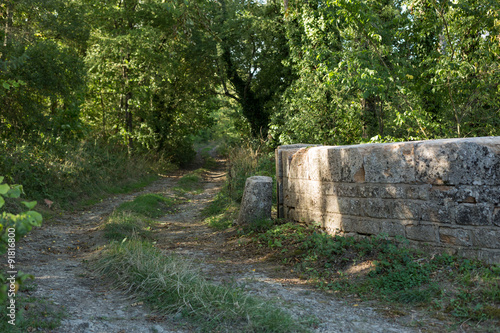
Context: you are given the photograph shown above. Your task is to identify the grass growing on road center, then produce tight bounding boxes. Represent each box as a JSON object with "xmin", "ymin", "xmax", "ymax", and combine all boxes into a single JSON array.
[
  {"xmin": 97, "ymin": 174, "xmax": 310, "ymax": 332},
  {"xmin": 94, "ymin": 240, "xmax": 310, "ymax": 332},
  {"xmin": 116, "ymin": 193, "xmax": 179, "ymax": 218}
]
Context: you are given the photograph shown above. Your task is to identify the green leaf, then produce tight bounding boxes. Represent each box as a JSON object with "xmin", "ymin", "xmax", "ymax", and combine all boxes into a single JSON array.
[
  {"xmin": 2, "ymin": 82, "xmax": 10, "ymax": 90},
  {"xmin": 0, "ymin": 176, "xmax": 4, "ymax": 183},
  {"xmin": 0, "ymin": 196, "xmax": 4, "ymax": 209},
  {"xmin": 0, "ymin": 184, "xmax": 9, "ymax": 195},
  {"xmin": 6, "ymin": 185, "xmax": 22, "ymax": 198},
  {"xmin": 27, "ymin": 211, "xmax": 43, "ymax": 227},
  {"xmin": 22, "ymin": 201, "xmax": 37, "ymax": 210}
]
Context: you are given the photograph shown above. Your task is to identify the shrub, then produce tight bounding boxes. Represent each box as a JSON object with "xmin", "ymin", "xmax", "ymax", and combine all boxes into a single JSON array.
[{"xmin": 0, "ymin": 177, "xmax": 42, "ymax": 304}]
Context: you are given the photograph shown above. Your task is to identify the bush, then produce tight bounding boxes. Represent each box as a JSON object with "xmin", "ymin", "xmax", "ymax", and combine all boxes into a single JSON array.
[{"xmin": 0, "ymin": 178, "xmax": 42, "ymax": 304}]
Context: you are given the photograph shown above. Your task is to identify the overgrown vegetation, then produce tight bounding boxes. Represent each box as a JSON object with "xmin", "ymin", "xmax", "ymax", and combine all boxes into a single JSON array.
[
  {"xmin": 0, "ymin": 288, "xmax": 66, "ymax": 332},
  {"xmin": 0, "ymin": 179, "xmax": 62, "ymax": 331},
  {"xmin": 173, "ymin": 169, "xmax": 206, "ymax": 195},
  {"xmin": 116, "ymin": 193, "xmax": 179, "ymax": 218},
  {"xmin": 0, "ymin": 178, "xmax": 42, "ymax": 301},
  {"xmin": 247, "ymin": 222, "xmax": 500, "ymax": 329},
  {"xmin": 0, "ymin": 139, "xmax": 168, "ymax": 209}
]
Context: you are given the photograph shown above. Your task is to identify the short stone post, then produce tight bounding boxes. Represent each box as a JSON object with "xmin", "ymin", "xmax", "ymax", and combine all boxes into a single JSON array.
[{"xmin": 237, "ymin": 176, "xmax": 273, "ymax": 225}]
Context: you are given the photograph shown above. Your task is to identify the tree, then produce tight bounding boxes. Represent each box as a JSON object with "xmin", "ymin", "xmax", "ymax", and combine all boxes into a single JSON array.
[
  {"xmin": 84, "ymin": 0, "xmax": 214, "ymax": 163},
  {"xmin": 0, "ymin": 0, "xmax": 88, "ymax": 141},
  {"xmin": 270, "ymin": 0, "xmax": 500, "ymax": 146},
  {"xmin": 196, "ymin": 0, "xmax": 293, "ymax": 138}
]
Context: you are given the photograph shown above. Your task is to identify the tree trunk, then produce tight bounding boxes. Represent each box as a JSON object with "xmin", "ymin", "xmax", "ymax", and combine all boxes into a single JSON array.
[
  {"xmin": 122, "ymin": 54, "xmax": 133, "ymax": 152},
  {"xmin": 3, "ymin": 1, "xmax": 13, "ymax": 47}
]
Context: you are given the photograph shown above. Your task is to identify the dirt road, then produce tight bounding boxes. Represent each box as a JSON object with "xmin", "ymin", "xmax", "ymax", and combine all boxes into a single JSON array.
[{"xmin": 16, "ymin": 163, "xmax": 430, "ymax": 332}]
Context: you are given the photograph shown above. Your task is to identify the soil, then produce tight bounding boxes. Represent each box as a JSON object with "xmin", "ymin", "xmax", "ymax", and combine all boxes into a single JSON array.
[{"xmin": 14, "ymin": 152, "xmax": 455, "ymax": 333}]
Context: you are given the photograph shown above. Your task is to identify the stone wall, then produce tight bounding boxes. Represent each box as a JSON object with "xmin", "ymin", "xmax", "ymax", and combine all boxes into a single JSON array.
[{"xmin": 276, "ymin": 137, "xmax": 500, "ymax": 264}]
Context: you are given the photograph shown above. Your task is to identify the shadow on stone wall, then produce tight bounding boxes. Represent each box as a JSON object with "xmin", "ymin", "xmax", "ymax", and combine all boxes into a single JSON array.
[{"xmin": 276, "ymin": 137, "xmax": 500, "ymax": 264}]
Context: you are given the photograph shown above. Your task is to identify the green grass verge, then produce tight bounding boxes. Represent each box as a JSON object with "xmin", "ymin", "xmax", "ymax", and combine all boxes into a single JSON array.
[
  {"xmin": 202, "ymin": 192, "xmax": 238, "ymax": 230},
  {"xmin": 0, "ymin": 138, "xmax": 175, "ymax": 210},
  {"xmin": 93, "ymin": 240, "xmax": 311, "ymax": 332},
  {"xmin": 249, "ymin": 222, "xmax": 500, "ymax": 329}
]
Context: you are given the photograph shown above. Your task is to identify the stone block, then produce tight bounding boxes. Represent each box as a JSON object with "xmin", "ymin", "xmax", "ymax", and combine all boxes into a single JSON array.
[
  {"xmin": 327, "ymin": 146, "xmax": 364, "ymax": 182},
  {"xmin": 380, "ymin": 221, "xmax": 406, "ymax": 238},
  {"xmin": 405, "ymin": 185, "xmax": 431, "ymax": 200},
  {"xmin": 322, "ymin": 182, "xmax": 338, "ymax": 196},
  {"xmin": 379, "ymin": 185, "xmax": 406, "ymax": 199},
  {"xmin": 428, "ymin": 185, "xmax": 457, "ymax": 202},
  {"xmin": 341, "ymin": 217, "xmax": 381, "ymax": 235},
  {"xmin": 307, "ymin": 147, "xmax": 332, "ymax": 181},
  {"xmin": 439, "ymin": 227, "xmax": 472, "ymax": 246},
  {"xmin": 338, "ymin": 197, "xmax": 364, "ymax": 216},
  {"xmin": 471, "ymin": 229, "xmax": 500, "ymax": 249},
  {"xmin": 393, "ymin": 201, "xmax": 420, "ymax": 220},
  {"xmin": 457, "ymin": 248, "xmax": 500, "ymax": 265},
  {"xmin": 358, "ymin": 185, "xmax": 381, "ymax": 198},
  {"xmin": 494, "ymin": 208, "xmax": 500, "ymax": 227},
  {"xmin": 237, "ymin": 176, "xmax": 273, "ymax": 225},
  {"xmin": 454, "ymin": 186, "xmax": 500, "ymax": 205},
  {"xmin": 287, "ymin": 149, "xmax": 310, "ymax": 180},
  {"xmin": 336, "ymin": 183, "xmax": 360, "ymax": 197},
  {"xmin": 324, "ymin": 195, "xmax": 340, "ymax": 214},
  {"xmin": 415, "ymin": 138, "xmax": 500, "ymax": 186},
  {"xmin": 364, "ymin": 143, "xmax": 416, "ymax": 183},
  {"xmin": 293, "ymin": 208, "xmax": 324, "ymax": 224},
  {"xmin": 323, "ymin": 213, "xmax": 343, "ymax": 232},
  {"xmin": 363, "ymin": 198, "xmax": 388, "ymax": 219},
  {"xmin": 421, "ymin": 202, "xmax": 454, "ymax": 224},
  {"xmin": 406, "ymin": 224, "xmax": 438, "ymax": 243},
  {"xmin": 456, "ymin": 203, "xmax": 492, "ymax": 226}
]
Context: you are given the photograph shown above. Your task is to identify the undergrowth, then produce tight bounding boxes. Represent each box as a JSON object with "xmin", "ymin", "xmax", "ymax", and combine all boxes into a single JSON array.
[
  {"xmin": 0, "ymin": 138, "xmax": 173, "ymax": 209},
  {"xmin": 0, "ymin": 282, "xmax": 66, "ymax": 332},
  {"xmin": 247, "ymin": 221, "xmax": 500, "ymax": 329},
  {"xmin": 103, "ymin": 212, "xmax": 156, "ymax": 241}
]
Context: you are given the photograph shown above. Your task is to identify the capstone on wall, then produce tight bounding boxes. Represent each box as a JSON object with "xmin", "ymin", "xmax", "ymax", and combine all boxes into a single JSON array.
[{"xmin": 275, "ymin": 137, "xmax": 500, "ymax": 264}]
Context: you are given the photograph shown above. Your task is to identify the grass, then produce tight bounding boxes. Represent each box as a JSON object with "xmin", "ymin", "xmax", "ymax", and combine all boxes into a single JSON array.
[
  {"xmin": 202, "ymin": 192, "xmax": 238, "ymax": 230},
  {"xmin": 0, "ymin": 138, "xmax": 174, "ymax": 210},
  {"xmin": 173, "ymin": 169, "xmax": 205, "ymax": 194},
  {"xmin": 94, "ymin": 168, "xmax": 311, "ymax": 332},
  {"xmin": 93, "ymin": 239, "xmax": 310, "ymax": 332},
  {"xmin": 116, "ymin": 193, "xmax": 179, "ymax": 218},
  {"xmin": 103, "ymin": 211, "xmax": 156, "ymax": 241}
]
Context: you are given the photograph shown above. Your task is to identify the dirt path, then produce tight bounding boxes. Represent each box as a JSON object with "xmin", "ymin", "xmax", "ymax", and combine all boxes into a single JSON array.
[{"xmin": 16, "ymin": 159, "xmax": 431, "ymax": 333}]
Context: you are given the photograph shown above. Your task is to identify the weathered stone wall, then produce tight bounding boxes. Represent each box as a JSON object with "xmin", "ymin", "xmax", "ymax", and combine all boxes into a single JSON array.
[{"xmin": 276, "ymin": 137, "xmax": 500, "ymax": 263}]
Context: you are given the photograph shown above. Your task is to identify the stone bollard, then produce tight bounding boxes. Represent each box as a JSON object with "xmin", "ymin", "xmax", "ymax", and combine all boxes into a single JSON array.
[{"xmin": 237, "ymin": 176, "xmax": 273, "ymax": 225}]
